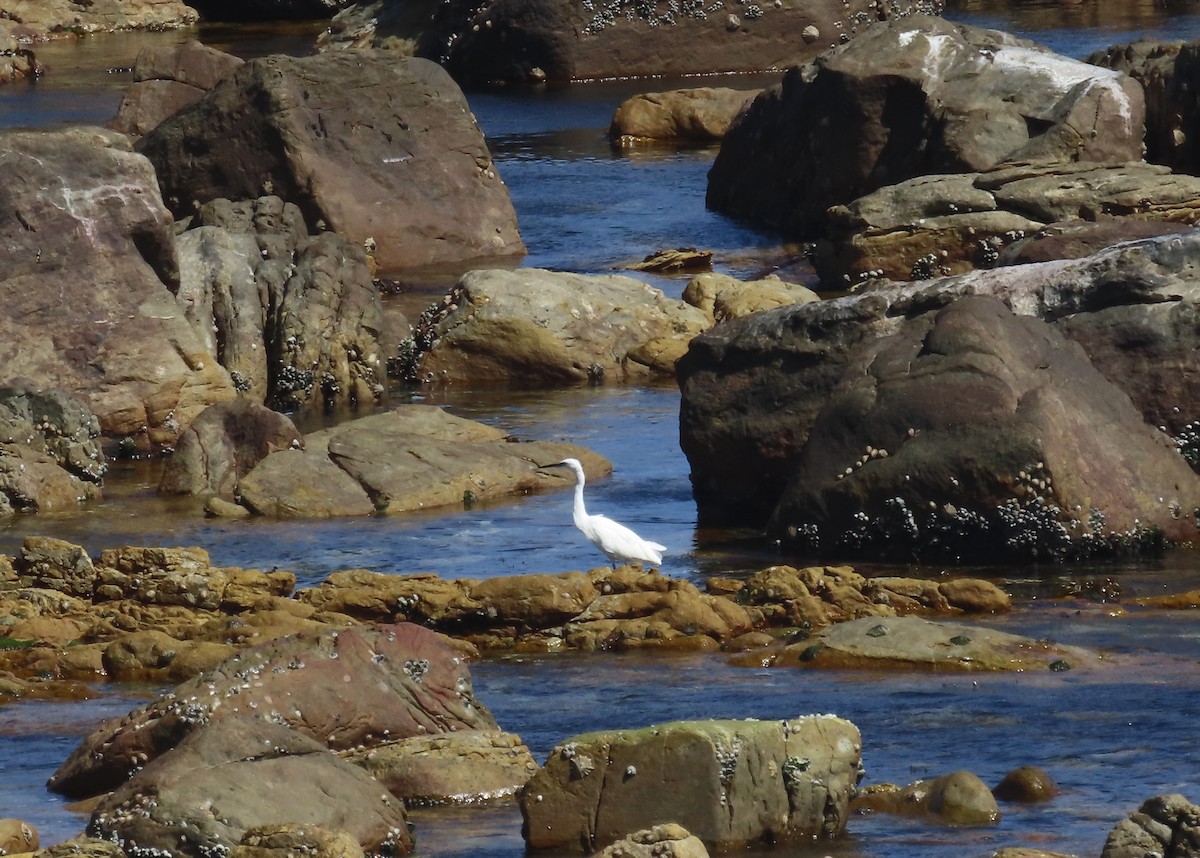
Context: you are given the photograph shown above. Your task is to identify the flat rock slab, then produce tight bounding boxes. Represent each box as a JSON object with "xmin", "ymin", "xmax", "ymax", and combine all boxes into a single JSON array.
[
  {"xmin": 781, "ymin": 616, "xmax": 1096, "ymax": 671},
  {"xmin": 816, "ymin": 160, "xmax": 1200, "ymax": 284},
  {"xmin": 138, "ymin": 51, "xmax": 524, "ymax": 272},
  {"xmin": 50, "ymin": 622, "xmax": 498, "ymax": 799},
  {"xmin": 237, "ymin": 405, "xmax": 611, "ymax": 517},
  {"xmin": 520, "ymin": 715, "xmax": 861, "ymax": 851},
  {"xmin": 88, "ymin": 719, "xmax": 411, "ymax": 858}
]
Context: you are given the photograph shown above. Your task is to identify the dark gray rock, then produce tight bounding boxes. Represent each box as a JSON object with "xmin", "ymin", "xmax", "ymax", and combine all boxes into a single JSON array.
[
  {"xmin": 322, "ymin": 0, "xmax": 943, "ymax": 84},
  {"xmin": 138, "ymin": 51, "xmax": 524, "ymax": 272},
  {"xmin": 708, "ymin": 15, "xmax": 1145, "ymax": 238},
  {"xmin": 679, "ymin": 234, "xmax": 1200, "ymax": 560}
]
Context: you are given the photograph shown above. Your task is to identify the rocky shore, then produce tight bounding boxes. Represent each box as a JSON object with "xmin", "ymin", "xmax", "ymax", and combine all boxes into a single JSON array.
[{"xmin": 5, "ymin": 3, "xmax": 1200, "ymax": 857}]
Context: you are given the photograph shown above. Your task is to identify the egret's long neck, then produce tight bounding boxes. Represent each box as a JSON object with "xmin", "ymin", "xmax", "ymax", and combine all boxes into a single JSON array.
[{"xmin": 572, "ymin": 471, "xmax": 588, "ymax": 526}]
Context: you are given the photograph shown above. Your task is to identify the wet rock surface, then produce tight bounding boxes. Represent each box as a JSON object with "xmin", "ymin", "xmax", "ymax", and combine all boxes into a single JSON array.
[
  {"xmin": 679, "ymin": 233, "xmax": 1200, "ymax": 557},
  {"xmin": 322, "ymin": 0, "xmax": 942, "ymax": 84},
  {"xmin": 87, "ymin": 719, "xmax": 412, "ymax": 858},
  {"xmin": 138, "ymin": 51, "xmax": 524, "ymax": 272},
  {"xmin": 708, "ymin": 15, "xmax": 1144, "ymax": 238},
  {"xmin": 854, "ymin": 769, "xmax": 1000, "ymax": 826},
  {"xmin": 0, "ymin": 388, "xmax": 106, "ymax": 514},
  {"xmin": 0, "ymin": 127, "xmax": 236, "ymax": 451},
  {"xmin": 520, "ymin": 716, "xmax": 862, "ymax": 850},
  {"xmin": 410, "ymin": 268, "xmax": 709, "ymax": 385}
]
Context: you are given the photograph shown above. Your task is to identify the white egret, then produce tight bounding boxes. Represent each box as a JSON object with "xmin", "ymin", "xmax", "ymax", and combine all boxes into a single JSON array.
[{"xmin": 546, "ymin": 458, "xmax": 666, "ymax": 568}]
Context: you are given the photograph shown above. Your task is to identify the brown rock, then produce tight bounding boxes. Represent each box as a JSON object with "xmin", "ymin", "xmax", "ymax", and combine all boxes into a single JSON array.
[
  {"xmin": 138, "ymin": 52, "xmax": 524, "ymax": 272},
  {"xmin": 0, "ymin": 818, "xmax": 38, "ymax": 854},
  {"xmin": 993, "ymin": 765, "xmax": 1060, "ymax": 803},
  {"xmin": 611, "ymin": 88, "xmax": 757, "ymax": 144}
]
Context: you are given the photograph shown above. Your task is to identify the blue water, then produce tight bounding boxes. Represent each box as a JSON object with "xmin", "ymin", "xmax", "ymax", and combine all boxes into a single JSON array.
[{"xmin": 4, "ymin": 6, "xmax": 1200, "ymax": 857}]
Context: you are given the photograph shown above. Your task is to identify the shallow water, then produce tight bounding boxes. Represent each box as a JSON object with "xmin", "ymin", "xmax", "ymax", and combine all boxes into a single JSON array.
[{"xmin": 4, "ymin": 5, "xmax": 1200, "ymax": 856}]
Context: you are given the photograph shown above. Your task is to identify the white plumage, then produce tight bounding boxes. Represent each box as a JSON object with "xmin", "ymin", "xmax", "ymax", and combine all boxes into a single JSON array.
[{"xmin": 550, "ymin": 457, "xmax": 666, "ymax": 568}]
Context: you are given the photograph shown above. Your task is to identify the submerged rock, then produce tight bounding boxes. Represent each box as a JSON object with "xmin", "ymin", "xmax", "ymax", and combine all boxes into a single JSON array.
[
  {"xmin": 708, "ymin": 15, "xmax": 1144, "ymax": 238},
  {"xmin": 138, "ymin": 51, "xmax": 524, "ymax": 272},
  {"xmin": 777, "ymin": 616, "xmax": 1094, "ymax": 671},
  {"xmin": 854, "ymin": 770, "xmax": 1000, "ymax": 826},
  {"xmin": 520, "ymin": 716, "xmax": 861, "ymax": 851}
]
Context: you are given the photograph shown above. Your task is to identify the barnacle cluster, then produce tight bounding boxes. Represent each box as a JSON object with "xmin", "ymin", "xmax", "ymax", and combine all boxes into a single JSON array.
[{"xmin": 783, "ymin": 459, "xmax": 1165, "ymax": 562}]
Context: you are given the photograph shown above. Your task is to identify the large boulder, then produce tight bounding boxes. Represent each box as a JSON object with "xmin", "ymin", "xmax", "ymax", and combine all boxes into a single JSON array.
[
  {"xmin": 778, "ymin": 616, "xmax": 1094, "ymax": 672},
  {"xmin": 708, "ymin": 15, "xmax": 1145, "ymax": 238},
  {"xmin": 110, "ymin": 41, "xmax": 245, "ymax": 137},
  {"xmin": 137, "ymin": 51, "xmax": 524, "ymax": 272},
  {"xmin": 411, "ymin": 269, "xmax": 709, "ymax": 385},
  {"xmin": 813, "ymin": 161, "xmax": 1200, "ymax": 285},
  {"xmin": 520, "ymin": 715, "xmax": 862, "ymax": 851},
  {"xmin": 678, "ymin": 234, "xmax": 1200, "ymax": 558},
  {"xmin": 176, "ymin": 196, "xmax": 386, "ymax": 410},
  {"xmin": 49, "ymin": 622, "xmax": 498, "ymax": 798},
  {"xmin": 765, "ymin": 295, "xmax": 1200, "ymax": 560},
  {"xmin": 0, "ymin": 127, "xmax": 236, "ymax": 450},
  {"xmin": 87, "ymin": 719, "xmax": 411, "ymax": 858},
  {"xmin": 321, "ymin": 0, "xmax": 943, "ymax": 84}
]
